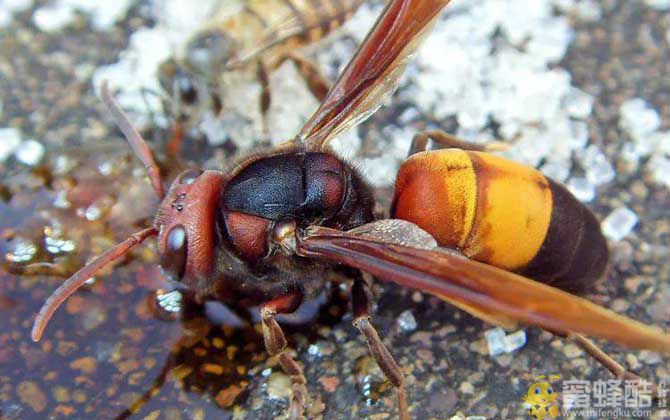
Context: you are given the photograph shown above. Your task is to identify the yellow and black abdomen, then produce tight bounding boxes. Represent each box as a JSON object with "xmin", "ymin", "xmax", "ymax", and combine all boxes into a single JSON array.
[{"xmin": 391, "ymin": 149, "xmax": 609, "ymax": 292}]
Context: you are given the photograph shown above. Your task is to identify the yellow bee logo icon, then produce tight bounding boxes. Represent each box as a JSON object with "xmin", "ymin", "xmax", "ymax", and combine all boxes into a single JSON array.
[{"xmin": 522, "ymin": 375, "xmax": 561, "ymax": 419}]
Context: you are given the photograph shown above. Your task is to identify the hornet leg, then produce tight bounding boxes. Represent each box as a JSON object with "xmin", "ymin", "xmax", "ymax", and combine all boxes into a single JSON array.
[
  {"xmin": 257, "ymin": 53, "xmax": 331, "ymax": 140},
  {"xmin": 260, "ymin": 293, "xmax": 308, "ymax": 420},
  {"xmin": 567, "ymin": 333, "xmax": 659, "ymax": 397},
  {"xmin": 352, "ymin": 275, "xmax": 410, "ymax": 420},
  {"xmin": 409, "ymin": 129, "xmax": 510, "ymax": 156},
  {"xmin": 264, "ymin": 52, "xmax": 331, "ymax": 101}
]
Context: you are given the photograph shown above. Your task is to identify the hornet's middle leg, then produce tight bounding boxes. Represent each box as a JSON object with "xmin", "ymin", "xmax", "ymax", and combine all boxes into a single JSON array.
[{"xmin": 352, "ymin": 274, "xmax": 410, "ymax": 420}]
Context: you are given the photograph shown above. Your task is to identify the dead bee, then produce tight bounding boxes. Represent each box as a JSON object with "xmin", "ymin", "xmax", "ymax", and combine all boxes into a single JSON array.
[{"xmin": 158, "ymin": 0, "xmax": 363, "ymax": 150}]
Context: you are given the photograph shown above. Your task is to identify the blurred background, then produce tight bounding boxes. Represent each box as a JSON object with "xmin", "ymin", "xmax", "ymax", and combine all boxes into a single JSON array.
[{"xmin": 0, "ymin": 0, "xmax": 668, "ymax": 418}]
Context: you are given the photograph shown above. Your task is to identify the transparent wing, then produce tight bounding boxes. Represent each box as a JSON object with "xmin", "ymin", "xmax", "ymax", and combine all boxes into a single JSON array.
[
  {"xmin": 221, "ymin": 0, "xmax": 361, "ymax": 68},
  {"xmin": 298, "ymin": 0, "xmax": 451, "ymax": 150}
]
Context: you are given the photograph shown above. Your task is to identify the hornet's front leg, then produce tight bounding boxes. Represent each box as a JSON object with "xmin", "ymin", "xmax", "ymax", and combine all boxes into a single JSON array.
[{"xmin": 260, "ymin": 292, "xmax": 308, "ymax": 420}]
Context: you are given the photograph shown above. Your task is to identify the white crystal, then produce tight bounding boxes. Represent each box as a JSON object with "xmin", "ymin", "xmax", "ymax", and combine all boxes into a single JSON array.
[
  {"xmin": 156, "ymin": 289, "xmax": 182, "ymax": 313},
  {"xmin": 342, "ymin": 2, "xmax": 383, "ymax": 43},
  {"xmin": 5, "ymin": 238, "xmax": 37, "ymax": 263},
  {"xmin": 526, "ymin": 16, "xmax": 573, "ymax": 63},
  {"xmin": 0, "ymin": 127, "xmax": 21, "ymax": 161},
  {"xmin": 579, "ymin": 145, "xmax": 615, "ymax": 186},
  {"xmin": 620, "ymin": 98, "xmax": 661, "ymax": 138},
  {"xmin": 405, "ymin": 0, "xmax": 580, "ymax": 174},
  {"xmin": 45, "ymin": 236, "xmax": 76, "ymax": 254},
  {"xmin": 360, "ymin": 156, "xmax": 401, "ymax": 188},
  {"xmin": 541, "ymin": 161, "xmax": 570, "ymax": 182},
  {"xmin": 397, "ymin": 310, "xmax": 418, "ymax": 332},
  {"xmin": 507, "ymin": 127, "xmax": 552, "ymax": 167},
  {"xmin": 53, "ymin": 155, "xmax": 75, "ymax": 174},
  {"xmin": 267, "ymin": 61, "xmax": 320, "ymax": 143},
  {"xmin": 398, "ymin": 107, "xmax": 421, "ymax": 125},
  {"xmin": 14, "ymin": 140, "xmax": 45, "ymax": 166},
  {"xmin": 199, "ymin": 111, "xmax": 228, "ymax": 146},
  {"xmin": 567, "ymin": 177, "xmax": 596, "ymax": 202},
  {"xmin": 328, "ymin": 128, "xmax": 362, "ymax": 160},
  {"xmin": 307, "ymin": 344, "xmax": 321, "ymax": 357},
  {"xmin": 485, "ymin": 327, "xmax": 507, "ymax": 357},
  {"xmin": 563, "ymin": 87, "xmax": 594, "ymax": 119},
  {"xmin": 621, "ymin": 142, "xmax": 641, "ymax": 164},
  {"xmin": 574, "ymin": 0, "xmax": 603, "ymax": 22},
  {"xmin": 33, "ymin": 0, "xmax": 134, "ymax": 32},
  {"xmin": 651, "ymin": 131, "xmax": 670, "ymax": 154},
  {"xmin": 602, "ymin": 207, "xmax": 638, "ymax": 242},
  {"xmin": 92, "ymin": 28, "xmax": 174, "ymax": 123},
  {"xmin": 33, "ymin": 4, "xmax": 75, "ymax": 32},
  {"xmin": 53, "ymin": 190, "xmax": 71, "ymax": 209},
  {"xmin": 84, "ymin": 205, "xmax": 102, "ymax": 221},
  {"xmin": 644, "ymin": 0, "xmax": 670, "ymax": 11},
  {"xmin": 0, "ymin": 0, "xmax": 32, "ymax": 27},
  {"xmin": 647, "ymin": 155, "xmax": 670, "ymax": 188},
  {"xmin": 503, "ymin": 330, "xmax": 527, "ymax": 353},
  {"xmin": 586, "ymin": 157, "xmax": 615, "ymax": 186},
  {"xmin": 569, "ymin": 120, "xmax": 590, "ymax": 149}
]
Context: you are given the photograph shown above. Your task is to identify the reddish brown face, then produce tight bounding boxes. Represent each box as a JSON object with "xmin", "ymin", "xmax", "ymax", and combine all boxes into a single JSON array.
[{"xmin": 154, "ymin": 169, "xmax": 225, "ymax": 282}]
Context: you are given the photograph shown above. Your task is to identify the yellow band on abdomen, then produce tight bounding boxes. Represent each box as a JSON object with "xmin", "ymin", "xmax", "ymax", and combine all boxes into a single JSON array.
[{"xmin": 463, "ymin": 151, "xmax": 553, "ymax": 271}]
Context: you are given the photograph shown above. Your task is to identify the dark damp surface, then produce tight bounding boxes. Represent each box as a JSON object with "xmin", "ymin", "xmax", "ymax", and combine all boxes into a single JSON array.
[{"xmin": 1, "ymin": 1, "xmax": 669, "ymax": 420}]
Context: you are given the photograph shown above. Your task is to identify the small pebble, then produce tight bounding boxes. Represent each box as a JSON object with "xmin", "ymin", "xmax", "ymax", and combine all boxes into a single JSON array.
[
  {"xmin": 170, "ymin": 365, "xmax": 193, "ymax": 381},
  {"xmin": 625, "ymin": 354, "xmax": 640, "ymax": 370},
  {"xmin": 267, "ymin": 372, "xmax": 291, "ymax": 400},
  {"xmin": 52, "ymin": 386, "xmax": 71, "ymax": 403},
  {"xmin": 318, "ymin": 376, "xmax": 340, "ymax": 393},
  {"xmin": 201, "ymin": 363, "xmax": 224, "ymax": 375},
  {"xmin": 638, "ymin": 350, "xmax": 662, "ymax": 365},
  {"xmin": 70, "ymin": 356, "xmax": 97, "ymax": 374},
  {"xmin": 563, "ymin": 343, "xmax": 583, "ymax": 358},
  {"xmin": 17, "ymin": 381, "xmax": 47, "ymax": 413},
  {"xmin": 80, "ymin": 305, "xmax": 107, "ymax": 332},
  {"xmin": 459, "ymin": 381, "xmax": 474, "ymax": 394},
  {"xmin": 611, "ymin": 298, "xmax": 630, "ymax": 312},
  {"xmin": 215, "ymin": 383, "xmax": 245, "ymax": 408},
  {"xmin": 117, "ymin": 359, "xmax": 140, "ymax": 374}
]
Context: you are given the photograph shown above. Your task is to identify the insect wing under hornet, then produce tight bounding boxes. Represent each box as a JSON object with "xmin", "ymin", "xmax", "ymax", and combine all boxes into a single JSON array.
[
  {"xmin": 214, "ymin": 0, "xmax": 365, "ymax": 70},
  {"xmin": 296, "ymin": 222, "xmax": 670, "ymax": 354}
]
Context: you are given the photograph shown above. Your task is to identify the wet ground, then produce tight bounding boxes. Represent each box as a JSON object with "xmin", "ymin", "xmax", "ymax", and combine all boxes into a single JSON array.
[{"xmin": 0, "ymin": 1, "xmax": 669, "ymax": 420}]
